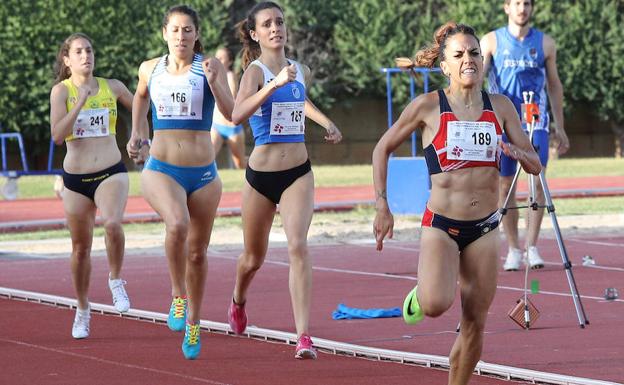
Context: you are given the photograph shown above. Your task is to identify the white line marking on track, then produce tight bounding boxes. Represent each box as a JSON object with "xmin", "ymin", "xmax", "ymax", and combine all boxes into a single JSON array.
[{"xmin": 0, "ymin": 338, "xmax": 231, "ymax": 385}]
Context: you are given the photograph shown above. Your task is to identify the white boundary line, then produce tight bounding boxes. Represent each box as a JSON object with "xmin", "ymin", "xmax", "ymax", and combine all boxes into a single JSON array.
[{"xmin": 0, "ymin": 286, "xmax": 620, "ymax": 385}]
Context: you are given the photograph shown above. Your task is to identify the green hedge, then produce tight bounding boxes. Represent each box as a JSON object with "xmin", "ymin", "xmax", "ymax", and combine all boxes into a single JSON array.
[{"xmin": 1, "ymin": 0, "xmax": 622, "ymax": 161}]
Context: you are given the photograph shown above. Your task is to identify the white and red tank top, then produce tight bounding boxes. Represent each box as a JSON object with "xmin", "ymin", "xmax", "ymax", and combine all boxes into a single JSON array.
[{"xmin": 424, "ymin": 90, "xmax": 503, "ymax": 175}]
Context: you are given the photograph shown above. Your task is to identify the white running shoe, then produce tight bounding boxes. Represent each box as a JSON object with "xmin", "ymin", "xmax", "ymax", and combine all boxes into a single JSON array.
[
  {"xmin": 526, "ymin": 246, "xmax": 545, "ymax": 269},
  {"xmin": 503, "ymin": 248, "xmax": 523, "ymax": 271},
  {"xmin": 72, "ymin": 307, "xmax": 91, "ymax": 339},
  {"xmin": 108, "ymin": 275, "xmax": 130, "ymax": 313}
]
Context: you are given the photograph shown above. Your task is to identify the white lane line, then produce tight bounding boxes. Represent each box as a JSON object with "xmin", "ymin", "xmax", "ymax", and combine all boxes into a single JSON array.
[{"xmin": 0, "ymin": 338, "xmax": 231, "ymax": 385}]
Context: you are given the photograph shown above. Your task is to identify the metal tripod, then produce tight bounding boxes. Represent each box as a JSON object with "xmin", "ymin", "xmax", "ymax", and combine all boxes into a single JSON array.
[{"xmin": 500, "ymin": 96, "xmax": 589, "ymax": 328}]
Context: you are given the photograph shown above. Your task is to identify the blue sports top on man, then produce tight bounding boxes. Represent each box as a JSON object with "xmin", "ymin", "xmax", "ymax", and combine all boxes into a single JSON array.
[
  {"xmin": 248, "ymin": 59, "xmax": 306, "ymax": 145},
  {"xmin": 488, "ymin": 27, "xmax": 549, "ymax": 131},
  {"xmin": 148, "ymin": 53, "xmax": 215, "ymax": 130}
]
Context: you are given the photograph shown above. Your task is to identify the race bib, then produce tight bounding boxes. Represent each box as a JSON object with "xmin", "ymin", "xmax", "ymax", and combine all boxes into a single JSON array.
[
  {"xmin": 446, "ymin": 121, "xmax": 497, "ymax": 161},
  {"xmin": 155, "ymin": 84, "xmax": 192, "ymax": 118},
  {"xmin": 73, "ymin": 108, "xmax": 110, "ymax": 138},
  {"xmin": 270, "ymin": 101, "xmax": 305, "ymax": 135}
]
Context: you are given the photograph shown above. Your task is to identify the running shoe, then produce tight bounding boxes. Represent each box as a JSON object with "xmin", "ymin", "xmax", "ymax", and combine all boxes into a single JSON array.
[
  {"xmin": 167, "ymin": 296, "xmax": 187, "ymax": 332},
  {"xmin": 72, "ymin": 306, "xmax": 91, "ymax": 339},
  {"xmin": 526, "ymin": 246, "xmax": 545, "ymax": 269},
  {"xmin": 228, "ymin": 298, "xmax": 247, "ymax": 335},
  {"xmin": 294, "ymin": 334, "xmax": 317, "ymax": 359},
  {"xmin": 402, "ymin": 286, "xmax": 424, "ymax": 325},
  {"xmin": 503, "ymin": 248, "xmax": 523, "ymax": 271},
  {"xmin": 182, "ymin": 322, "xmax": 201, "ymax": 360},
  {"xmin": 108, "ymin": 275, "xmax": 130, "ymax": 313}
]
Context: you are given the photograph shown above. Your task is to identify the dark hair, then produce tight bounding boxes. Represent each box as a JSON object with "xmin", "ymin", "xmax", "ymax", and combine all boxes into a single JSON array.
[
  {"xmin": 53, "ymin": 32, "xmax": 93, "ymax": 84},
  {"xmin": 504, "ymin": 0, "xmax": 534, "ymax": 6},
  {"xmin": 163, "ymin": 5, "xmax": 203, "ymax": 54},
  {"xmin": 238, "ymin": 1, "xmax": 284, "ymax": 69},
  {"xmin": 414, "ymin": 22, "xmax": 479, "ymax": 68}
]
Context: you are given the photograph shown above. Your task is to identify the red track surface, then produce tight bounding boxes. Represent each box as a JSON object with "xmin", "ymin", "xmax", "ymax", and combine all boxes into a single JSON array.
[{"xmin": 1, "ymin": 232, "xmax": 623, "ymax": 384}]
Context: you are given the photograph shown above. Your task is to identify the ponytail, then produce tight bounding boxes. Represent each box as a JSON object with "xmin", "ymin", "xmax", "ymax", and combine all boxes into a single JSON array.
[
  {"xmin": 238, "ymin": 1, "xmax": 283, "ymax": 70},
  {"xmin": 413, "ymin": 22, "xmax": 478, "ymax": 68}
]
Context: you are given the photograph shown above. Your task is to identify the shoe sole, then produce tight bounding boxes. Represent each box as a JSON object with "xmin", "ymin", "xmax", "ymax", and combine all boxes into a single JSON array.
[
  {"xmin": 530, "ymin": 264, "xmax": 544, "ymax": 269},
  {"xmin": 295, "ymin": 349, "xmax": 317, "ymax": 359}
]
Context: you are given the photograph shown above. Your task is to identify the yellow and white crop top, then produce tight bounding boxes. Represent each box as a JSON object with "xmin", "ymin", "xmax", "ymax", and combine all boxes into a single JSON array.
[{"xmin": 62, "ymin": 77, "xmax": 117, "ymax": 141}]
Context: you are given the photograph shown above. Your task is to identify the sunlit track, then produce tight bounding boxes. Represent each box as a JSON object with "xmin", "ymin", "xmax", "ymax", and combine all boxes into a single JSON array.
[{"xmin": 0, "ymin": 287, "xmax": 619, "ymax": 385}]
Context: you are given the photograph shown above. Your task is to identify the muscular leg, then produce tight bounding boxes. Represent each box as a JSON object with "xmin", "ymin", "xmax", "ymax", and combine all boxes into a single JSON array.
[
  {"xmin": 279, "ymin": 172, "xmax": 315, "ymax": 335},
  {"xmin": 233, "ymin": 181, "xmax": 276, "ymax": 305},
  {"xmin": 416, "ymin": 228, "xmax": 461, "ymax": 318},
  {"xmin": 448, "ymin": 229, "xmax": 499, "ymax": 385},
  {"xmin": 141, "ymin": 170, "xmax": 190, "ymax": 297},
  {"xmin": 211, "ymin": 130, "xmax": 224, "ymax": 158},
  {"xmin": 63, "ymin": 189, "xmax": 96, "ymax": 310},
  {"xmin": 227, "ymin": 132, "xmax": 247, "ymax": 169},
  {"xmin": 93, "ymin": 173, "xmax": 129, "ymax": 279},
  {"xmin": 185, "ymin": 178, "xmax": 222, "ymax": 323}
]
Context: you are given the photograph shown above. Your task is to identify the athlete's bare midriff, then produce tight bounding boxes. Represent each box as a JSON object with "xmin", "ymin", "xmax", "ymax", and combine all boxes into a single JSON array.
[
  {"xmin": 248, "ymin": 142, "xmax": 308, "ymax": 171},
  {"xmin": 428, "ymin": 166, "xmax": 499, "ymax": 220},
  {"xmin": 151, "ymin": 130, "xmax": 215, "ymax": 166},
  {"xmin": 64, "ymin": 136, "xmax": 121, "ymax": 174}
]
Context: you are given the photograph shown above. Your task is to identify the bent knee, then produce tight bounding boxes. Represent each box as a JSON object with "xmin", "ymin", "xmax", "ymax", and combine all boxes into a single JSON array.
[
  {"xmin": 165, "ymin": 220, "xmax": 189, "ymax": 241},
  {"xmin": 239, "ymin": 252, "xmax": 265, "ymax": 272},
  {"xmin": 420, "ymin": 295, "xmax": 454, "ymax": 318}
]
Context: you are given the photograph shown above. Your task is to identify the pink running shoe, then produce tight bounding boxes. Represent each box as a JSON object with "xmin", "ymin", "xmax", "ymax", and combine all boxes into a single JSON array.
[
  {"xmin": 228, "ymin": 299, "xmax": 247, "ymax": 335},
  {"xmin": 295, "ymin": 334, "xmax": 317, "ymax": 360}
]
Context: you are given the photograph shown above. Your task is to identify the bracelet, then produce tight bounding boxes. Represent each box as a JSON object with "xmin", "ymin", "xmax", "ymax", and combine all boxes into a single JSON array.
[{"xmin": 140, "ymin": 138, "xmax": 151, "ymax": 147}]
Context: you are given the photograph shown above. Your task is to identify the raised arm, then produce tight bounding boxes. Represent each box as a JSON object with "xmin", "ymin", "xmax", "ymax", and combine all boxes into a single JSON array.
[
  {"xmin": 372, "ymin": 94, "xmax": 430, "ymax": 251},
  {"xmin": 231, "ymin": 63, "xmax": 296, "ymax": 125},
  {"xmin": 543, "ymin": 34, "xmax": 568, "ymax": 154},
  {"xmin": 203, "ymin": 57, "xmax": 234, "ymax": 121},
  {"xmin": 50, "ymin": 82, "xmax": 89, "ymax": 145},
  {"xmin": 492, "ymin": 94, "xmax": 541, "ymax": 175}
]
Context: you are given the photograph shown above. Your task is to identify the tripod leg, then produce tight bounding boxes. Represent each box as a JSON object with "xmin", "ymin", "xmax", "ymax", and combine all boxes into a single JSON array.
[{"xmin": 538, "ymin": 172, "xmax": 590, "ymax": 327}]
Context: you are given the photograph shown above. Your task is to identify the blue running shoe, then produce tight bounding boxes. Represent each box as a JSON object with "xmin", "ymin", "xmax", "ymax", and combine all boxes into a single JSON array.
[
  {"xmin": 167, "ymin": 296, "xmax": 187, "ymax": 332},
  {"xmin": 182, "ymin": 322, "xmax": 201, "ymax": 360},
  {"xmin": 403, "ymin": 286, "xmax": 424, "ymax": 325}
]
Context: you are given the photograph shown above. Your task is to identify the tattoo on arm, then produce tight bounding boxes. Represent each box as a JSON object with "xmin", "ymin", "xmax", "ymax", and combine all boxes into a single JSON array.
[{"xmin": 376, "ymin": 189, "xmax": 387, "ymax": 200}]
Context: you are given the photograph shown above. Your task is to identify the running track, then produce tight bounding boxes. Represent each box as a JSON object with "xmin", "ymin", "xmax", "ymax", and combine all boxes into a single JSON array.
[{"xmin": 1, "ymin": 176, "xmax": 623, "ymax": 384}]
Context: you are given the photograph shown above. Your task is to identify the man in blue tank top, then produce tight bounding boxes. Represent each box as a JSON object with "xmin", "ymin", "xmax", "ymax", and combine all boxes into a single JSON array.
[{"xmin": 481, "ymin": 0, "xmax": 569, "ymax": 271}]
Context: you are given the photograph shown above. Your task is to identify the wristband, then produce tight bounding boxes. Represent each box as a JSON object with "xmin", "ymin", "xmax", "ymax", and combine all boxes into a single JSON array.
[{"xmin": 140, "ymin": 138, "xmax": 151, "ymax": 147}]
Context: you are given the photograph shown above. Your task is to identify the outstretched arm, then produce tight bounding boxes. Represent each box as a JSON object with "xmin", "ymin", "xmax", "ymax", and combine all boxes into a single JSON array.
[
  {"xmin": 302, "ymin": 65, "xmax": 342, "ymax": 143},
  {"xmin": 372, "ymin": 94, "xmax": 429, "ymax": 251}
]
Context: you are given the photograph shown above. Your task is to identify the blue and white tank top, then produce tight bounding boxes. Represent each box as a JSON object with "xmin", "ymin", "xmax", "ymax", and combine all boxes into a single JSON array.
[
  {"xmin": 148, "ymin": 54, "xmax": 215, "ymax": 131},
  {"xmin": 248, "ymin": 59, "xmax": 306, "ymax": 145},
  {"xmin": 488, "ymin": 27, "xmax": 549, "ymax": 131}
]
